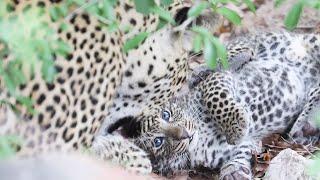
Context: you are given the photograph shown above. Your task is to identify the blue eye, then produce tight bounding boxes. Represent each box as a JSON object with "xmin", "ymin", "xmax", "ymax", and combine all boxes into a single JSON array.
[
  {"xmin": 154, "ymin": 137, "xmax": 164, "ymax": 148},
  {"xmin": 161, "ymin": 110, "xmax": 171, "ymax": 121}
]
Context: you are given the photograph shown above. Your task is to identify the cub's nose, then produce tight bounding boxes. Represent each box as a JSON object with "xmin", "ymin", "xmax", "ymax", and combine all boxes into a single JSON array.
[
  {"xmin": 173, "ymin": 127, "xmax": 190, "ymax": 140},
  {"xmin": 179, "ymin": 128, "xmax": 190, "ymax": 140},
  {"xmin": 163, "ymin": 125, "xmax": 190, "ymax": 140}
]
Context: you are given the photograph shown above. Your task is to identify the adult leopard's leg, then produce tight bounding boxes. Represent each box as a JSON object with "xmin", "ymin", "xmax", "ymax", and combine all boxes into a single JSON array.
[
  {"xmin": 289, "ymin": 87, "xmax": 320, "ymax": 144},
  {"xmin": 198, "ymin": 72, "xmax": 251, "ymax": 145},
  {"xmin": 219, "ymin": 139, "xmax": 257, "ymax": 180},
  {"xmin": 92, "ymin": 135, "xmax": 152, "ymax": 174}
]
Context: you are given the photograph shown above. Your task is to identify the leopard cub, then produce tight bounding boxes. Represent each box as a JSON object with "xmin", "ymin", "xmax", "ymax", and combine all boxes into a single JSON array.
[{"xmin": 128, "ymin": 32, "xmax": 320, "ymax": 179}]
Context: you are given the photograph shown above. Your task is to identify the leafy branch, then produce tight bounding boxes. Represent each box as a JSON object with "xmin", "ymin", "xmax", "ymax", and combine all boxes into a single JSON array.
[
  {"xmin": 181, "ymin": 0, "xmax": 256, "ymax": 70},
  {"xmin": 0, "ymin": 0, "xmax": 119, "ymax": 158},
  {"xmin": 127, "ymin": 0, "xmax": 256, "ymax": 70}
]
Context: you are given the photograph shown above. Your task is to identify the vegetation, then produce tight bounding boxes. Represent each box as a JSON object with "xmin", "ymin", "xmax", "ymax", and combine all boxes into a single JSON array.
[
  {"xmin": 276, "ymin": 0, "xmax": 320, "ymax": 30},
  {"xmin": 0, "ymin": 0, "xmax": 119, "ymax": 159},
  {"xmin": 131, "ymin": 0, "xmax": 257, "ymax": 70},
  {"xmin": 0, "ymin": 0, "xmax": 314, "ymax": 110}
]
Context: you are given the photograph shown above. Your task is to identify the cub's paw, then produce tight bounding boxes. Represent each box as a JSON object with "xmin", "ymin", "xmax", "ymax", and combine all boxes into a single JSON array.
[
  {"xmin": 224, "ymin": 109, "xmax": 248, "ymax": 145},
  {"xmin": 220, "ymin": 163, "xmax": 252, "ymax": 180},
  {"xmin": 92, "ymin": 135, "xmax": 152, "ymax": 174}
]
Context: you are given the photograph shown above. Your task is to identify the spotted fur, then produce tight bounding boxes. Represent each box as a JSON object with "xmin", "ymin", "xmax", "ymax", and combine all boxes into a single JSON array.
[
  {"xmin": 0, "ymin": 0, "xmax": 223, "ymax": 174},
  {"xmin": 131, "ymin": 32, "xmax": 320, "ymax": 178}
]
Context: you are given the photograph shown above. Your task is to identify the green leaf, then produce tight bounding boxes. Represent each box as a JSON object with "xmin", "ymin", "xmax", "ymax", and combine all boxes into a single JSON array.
[
  {"xmin": 0, "ymin": 138, "xmax": 15, "ymax": 159},
  {"xmin": 59, "ymin": 22, "xmax": 69, "ymax": 32},
  {"xmin": 42, "ymin": 60, "xmax": 56, "ymax": 83},
  {"xmin": 109, "ymin": 0, "xmax": 117, "ymax": 6},
  {"xmin": 284, "ymin": 2, "xmax": 303, "ymax": 31},
  {"xmin": 107, "ymin": 21, "xmax": 119, "ymax": 32},
  {"xmin": 228, "ymin": 0, "xmax": 241, "ymax": 5},
  {"xmin": 191, "ymin": 26, "xmax": 228, "ymax": 69},
  {"xmin": 191, "ymin": 26, "xmax": 210, "ymax": 36},
  {"xmin": 217, "ymin": 7, "xmax": 241, "ymax": 25},
  {"xmin": 5, "ymin": 136, "xmax": 22, "ymax": 145},
  {"xmin": 0, "ymin": 135, "xmax": 21, "ymax": 160},
  {"xmin": 86, "ymin": 5, "xmax": 99, "ymax": 15},
  {"xmin": 211, "ymin": 37, "xmax": 229, "ymax": 69},
  {"xmin": 101, "ymin": 0, "xmax": 115, "ymax": 21},
  {"xmin": 120, "ymin": 25, "xmax": 132, "ymax": 34},
  {"xmin": 49, "ymin": 7, "xmax": 59, "ymax": 21},
  {"xmin": 310, "ymin": 1, "xmax": 320, "ymax": 10},
  {"xmin": 3, "ymin": 74, "xmax": 16, "ymax": 95},
  {"xmin": 56, "ymin": 40, "xmax": 71, "ymax": 56},
  {"xmin": 243, "ymin": 0, "xmax": 256, "ymax": 13},
  {"xmin": 156, "ymin": 18, "xmax": 167, "ymax": 30},
  {"xmin": 187, "ymin": 2, "xmax": 209, "ymax": 18},
  {"xmin": 151, "ymin": 6, "xmax": 175, "ymax": 24},
  {"xmin": 10, "ymin": 67, "xmax": 26, "ymax": 85},
  {"xmin": 0, "ymin": 1, "xmax": 6, "ymax": 16},
  {"xmin": 39, "ymin": 41, "xmax": 52, "ymax": 61},
  {"xmin": 6, "ymin": 3, "xmax": 15, "ymax": 13},
  {"xmin": 0, "ymin": 60, "xmax": 4, "ymax": 74},
  {"xmin": 274, "ymin": 0, "xmax": 286, "ymax": 8},
  {"xmin": 56, "ymin": 5, "xmax": 68, "ymax": 17},
  {"xmin": 22, "ymin": 4, "xmax": 32, "ymax": 13},
  {"xmin": 193, "ymin": 34, "xmax": 203, "ymax": 53},
  {"xmin": 160, "ymin": 0, "xmax": 173, "ymax": 7},
  {"xmin": 204, "ymin": 39, "xmax": 217, "ymax": 70},
  {"xmin": 16, "ymin": 96, "xmax": 35, "ymax": 114},
  {"xmin": 123, "ymin": 32, "xmax": 149, "ymax": 53},
  {"xmin": 134, "ymin": 0, "xmax": 156, "ymax": 15}
]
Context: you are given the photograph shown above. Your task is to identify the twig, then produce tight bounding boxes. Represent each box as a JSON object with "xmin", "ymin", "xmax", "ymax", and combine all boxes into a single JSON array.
[
  {"xmin": 286, "ymin": 135, "xmax": 317, "ymax": 158},
  {"xmin": 264, "ymin": 144, "xmax": 288, "ymax": 149},
  {"xmin": 94, "ymin": 14, "xmax": 112, "ymax": 25},
  {"xmin": 172, "ymin": 17, "xmax": 195, "ymax": 32}
]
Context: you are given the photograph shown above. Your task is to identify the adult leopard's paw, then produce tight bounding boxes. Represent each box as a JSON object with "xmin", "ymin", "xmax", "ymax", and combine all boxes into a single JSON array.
[
  {"xmin": 92, "ymin": 135, "xmax": 152, "ymax": 174},
  {"xmin": 220, "ymin": 163, "xmax": 252, "ymax": 180}
]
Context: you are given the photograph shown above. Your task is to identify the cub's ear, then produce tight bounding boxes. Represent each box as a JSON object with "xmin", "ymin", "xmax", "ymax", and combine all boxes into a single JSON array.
[
  {"xmin": 107, "ymin": 116, "xmax": 141, "ymax": 138},
  {"xmin": 174, "ymin": 7, "xmax": 190, "ymax": 26}
]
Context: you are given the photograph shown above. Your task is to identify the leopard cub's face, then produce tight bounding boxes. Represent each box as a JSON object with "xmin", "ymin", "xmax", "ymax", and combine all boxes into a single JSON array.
[{"xmin": 134, "ymin": 99, "xmax": 199, "ymax": 174}]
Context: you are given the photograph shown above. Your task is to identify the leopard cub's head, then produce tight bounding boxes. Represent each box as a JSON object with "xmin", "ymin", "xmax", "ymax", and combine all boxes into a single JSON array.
[{"xmin": 115, "ymin": 95, "xmax": 202, "ymax": 175}]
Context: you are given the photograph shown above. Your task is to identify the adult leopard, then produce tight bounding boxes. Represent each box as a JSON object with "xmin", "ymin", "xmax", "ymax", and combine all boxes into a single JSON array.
[{"xmin": 0, "ymin": 0, "xmax": 221, "ymax": 173}]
